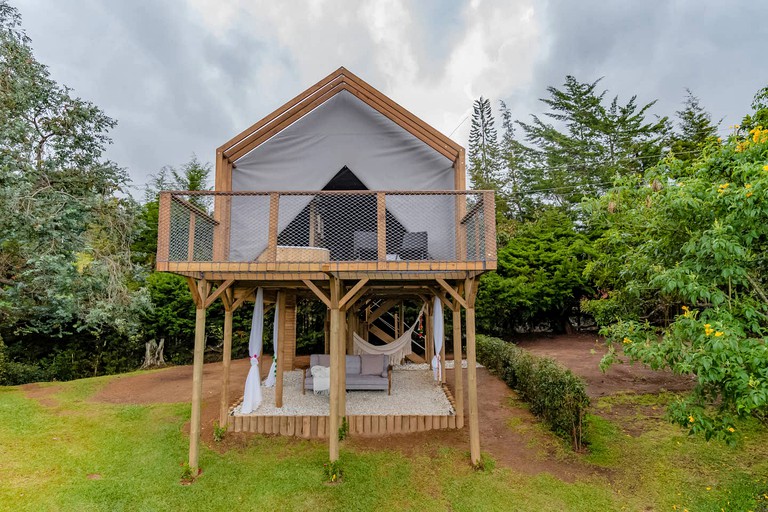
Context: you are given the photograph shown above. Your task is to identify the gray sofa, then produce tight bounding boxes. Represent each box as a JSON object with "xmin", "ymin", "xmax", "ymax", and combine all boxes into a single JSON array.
[{"xmin": 302, "ymin": 354, "xmax": 392, "ymax": 395}]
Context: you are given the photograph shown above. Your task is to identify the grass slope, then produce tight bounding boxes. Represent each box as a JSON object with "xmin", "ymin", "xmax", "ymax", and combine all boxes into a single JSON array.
[{"xmin": 1, "ymin": 374, "xmax": 767, "ymax": 511}]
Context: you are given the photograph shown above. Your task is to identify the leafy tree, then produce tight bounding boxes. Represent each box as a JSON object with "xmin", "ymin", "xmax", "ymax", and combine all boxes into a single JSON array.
[
  {"xmin": 669, "ymin": 89, "xmax": 720, "ymax": 162},
  {"xmin": 0, "ymin": 1, "xmax": 149, "ymax": 379},
  {"xmin": 517, "ymin": 76, "xmax": 670, "ymax": 211},
  {"xmin": 476, "ymin": 210, "xmax": 593, "ymax": 335},
  {"xmin": 468, "ymin": 97, "xmax": 501, "ymax": 191},
  {"xmin": 584, "ymin": 91, "xmax": 768, "ymax": 440}
]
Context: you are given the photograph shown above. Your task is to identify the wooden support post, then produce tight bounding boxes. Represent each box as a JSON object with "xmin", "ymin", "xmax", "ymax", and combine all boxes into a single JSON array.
[
  {"xmin": 189, "ymin": 279, "xmax": 208, "ymax": 475},
  {"xmin": 156, "ymin": 192, "xmax": 171, "ymax": 266},
  {"xmin": 440, "ymin": 326, "xmax": 447, "ymax": 384},
  {"xmin": 376, "ymin": 192, "xmax": 386, "ymax": 263},
  {"xmin": 328, "ymin": 277, "xmax": 341, "ymax": 461},
  {"xmin": 339, "ymin": 306, "xmax": 347, "ymax": 420},
  {"xmin": 452, "ymin": 294, "xmax": 464, "ymax": 428},
  {"xmin": 275, "ymin": 291, "xmax": 286, "ymax": 408},
  {"xmin": 219, "ymin": 289, "xmax": 234, "ymax": 427},
  {"xmin": 465, "ymin": 278, "xmax": 481, "ymax": 465},
  {"xmin": 483, "ymin": 190, "xmax": 497, "ymax": 262},
  {"xmin": 324, "ymin": 308, "xmax": 330, "ymax": 354},
  {"xmin": 425, "ymin": 300, "xmax": 433, "ymax": 364},
  {"xmin": 187, "ymin": 213, "xmax": 196, "ymax": 261},
  {"xmin": 266, "ymin": 192, "xmax": 280, "ymax": 261}
]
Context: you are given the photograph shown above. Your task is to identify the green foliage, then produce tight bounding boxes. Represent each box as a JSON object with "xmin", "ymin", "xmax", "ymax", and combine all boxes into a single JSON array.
[
  {"xmin": 323, "ymin": 459, "xmax": 343, "ymax": 483},
  {"xmin": 584, "ymin": 92, "xmax": 768, "ymax": 439},
  {"xmin": 213, "ymin": 421, "xmax": 226, "ymax": 443},
  {"xmin": 476, "ymin": 210, "xmax": 593, "ymax": 334},
  {"xmin": 476, "ymin": 334, "xmax": 590, "ymax": 450},
  {"xmin": 337, "ymin": 417, "xmax": 349, "ymax": 441}
]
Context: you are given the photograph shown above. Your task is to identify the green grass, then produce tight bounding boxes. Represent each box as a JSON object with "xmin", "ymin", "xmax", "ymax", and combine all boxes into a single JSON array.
[{"xmin": 1, "ymin": 377, "xmax": 767, "ymax": 511}]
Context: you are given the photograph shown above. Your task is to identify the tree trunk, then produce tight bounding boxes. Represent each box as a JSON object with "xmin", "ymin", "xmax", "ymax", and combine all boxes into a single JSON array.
[{"xmin": 141, "ymin": 338, "xmax": 166, "ymax": 369}]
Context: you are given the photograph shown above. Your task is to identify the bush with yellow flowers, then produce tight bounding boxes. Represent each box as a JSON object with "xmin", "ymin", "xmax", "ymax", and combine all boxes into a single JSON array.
[{"xmin": 583, "ymin": 85, "xmax": 768, "ymax": 443}]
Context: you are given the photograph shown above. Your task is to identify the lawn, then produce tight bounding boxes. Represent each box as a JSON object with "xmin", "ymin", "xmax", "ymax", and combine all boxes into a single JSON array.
[{"xmin": 1, "ymin": 373, "xmax": 767, "ymax": 511}]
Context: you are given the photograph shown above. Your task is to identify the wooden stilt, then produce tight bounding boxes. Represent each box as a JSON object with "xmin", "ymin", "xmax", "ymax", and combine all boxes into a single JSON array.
[
  {"xmin": 452, "ymin": 296, "xmax": 465, "ymax": 428},
  {"xmin": 189, "ymin": 279, "xmax": 208, "ymax": 474},
  {"xmin": 329, "ymin": 277, "xmax": 341, "ymax": 461},
  {"xmin": 219, "ymin": 294, "xmax": 234, "ymax": 426},
  {"xmin": 324, "ymin": 309, "xmax": 330, "ymax": 354},
  {"xmin": 465, "ymin": 278, "xmax": 480, "ymax": 465},
  {"xmin": 339, "ymin": 306, "xmax": 347, "ymax": 420},
  {"xmin": 275, "ymin": 291, "xmax": 286, "ymax": 408}
]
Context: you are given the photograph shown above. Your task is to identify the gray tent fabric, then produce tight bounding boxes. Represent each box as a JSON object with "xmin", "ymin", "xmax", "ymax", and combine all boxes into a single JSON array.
[{"xmin": 229, "ymin": 90, "xmax": 457, "ymax": 262}]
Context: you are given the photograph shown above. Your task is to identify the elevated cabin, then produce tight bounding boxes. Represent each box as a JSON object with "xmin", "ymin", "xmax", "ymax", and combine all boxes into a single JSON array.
[{"xmin": 156, "ymin": 67, "xmax": 496, "ymax": 471}]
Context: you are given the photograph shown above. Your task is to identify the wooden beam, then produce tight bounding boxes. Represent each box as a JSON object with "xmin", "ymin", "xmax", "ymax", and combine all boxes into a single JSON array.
[
  {"xmin": 329, "ymin": 277, "xmax": 342, "ymax": 461},
  {"xmin": 452, "ymin": 293, "xmax": 464, "ymax": 428},
  {"xmin": 266, "ymin": 193, "xmax": 279, "ymax": 261},
  {"xmin": 186, "ymin": 277, "xmax": 202, "ymax": 307},
  {"xmin": 275, "ymin": 292, "xmax": 286, "ymax": 408},
  {"xmin": 339, "ymin": 278, "xmax": 369, "ymax": 311},
  {"xmin": 368, "ymin": 324, "xmax": 395, "ymax": 344},
  {"xmin": 465, "ymin": 277, "xmax": 480, "ymax": 465},
  {"xmin": 219, "ymin": 67, "xmax": 343, "ymax": 154},
  {"xmin": 231, "ymin": 287, "xmax": 256, "ymax": 311},
  {"xmin": 187, "ymin": 213, "xmax": 196, "ymax": 261},
  {"xmin": 302, "ymin": 279, "xmax": 331, "ymax": 309},
  {"xmin": 204, "ymin": 279, "xmax": 235, "ymax": 308},
  {"xmin": 366, "ymin": 298, "xmax": 399, "ymax": 325},
  {"xmin": 436, "ymin": 278, "xmax": 467, "ymax": 310},
  {"xmin": 156, "ymin": 192, "xmax": 171, "ymax": 264},
  {"xmin": 219, "ymin": 305, "xmax": 233, "ymax": 427},
  {"xmin": 188, "ymin": 279, "xmax": 208, "ymax": 475},
  {"xmin": 376, "ymin": 192, "xmax": 386, "ymax": 263}
]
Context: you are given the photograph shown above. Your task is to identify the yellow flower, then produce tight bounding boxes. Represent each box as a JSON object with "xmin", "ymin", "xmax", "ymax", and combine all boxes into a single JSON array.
[
  {"xmin": 689, "ymin": 415, "xmax": 695, "ymax": 423},
  {"xmin": 623, "ymin": 337, "xmax": 632, "ymax": 344},
  {"xmin": 728, "ymin": 427, "xmax": 735, "ymax": 433},
  {"xmin": 717, "ymin": 137, "xmax": 722, "ymax": 143},
  {"xmin": 714, "ymin": 331, "xmax": 724, "ymax": 337},
  {"xmin": 707, "ymin": 486, "xmax": 712, "ymax": 491},
  {"xmin": 745, "ymin": 183, "xmax": 752, "ymax": 189},
  {"xmin": 763, "ymin": 165, "xmax": 768, "ymax": 171},
  {"xmin": 747, "ymin": 192, "xmax": 753, "ymax": 198},
  {"xmin": 682, "ymin": 305, "xmax": 689, "ymax": 312}
]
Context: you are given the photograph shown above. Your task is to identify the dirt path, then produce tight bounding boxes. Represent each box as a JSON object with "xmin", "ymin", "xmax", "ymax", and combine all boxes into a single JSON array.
[
  {"xmin": 24, "ymin": 334, "xmax": 695, "ymax": 481},
  {"xmin": 514, "ymin": 333, "xmax": 695, "ymax": 397}
]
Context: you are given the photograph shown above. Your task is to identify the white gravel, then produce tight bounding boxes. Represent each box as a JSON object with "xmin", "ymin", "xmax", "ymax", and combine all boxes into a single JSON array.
[
  {"xmin": 232, "ymin": 369, "xmax": 454, "ymax": 417},
  {"xmin": 393, "ymin": 359, "xmax": 483, "ymax": 371}
]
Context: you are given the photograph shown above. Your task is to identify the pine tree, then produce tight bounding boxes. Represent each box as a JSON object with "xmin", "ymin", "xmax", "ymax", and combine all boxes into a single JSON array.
[
  {"xmin": 670, "ymin": 89, "xmax": 719, "ymax": 162},
  {"xmin": 467, "ymin": 97, "xmax": 501, "ymax": 191},
  {"xmin": 517, "ymin": 76, "xmax": 669, "ymax": 211},
  {"xmin": 499, "ymin": 100, "xmax": 536, "ymax": 221}
]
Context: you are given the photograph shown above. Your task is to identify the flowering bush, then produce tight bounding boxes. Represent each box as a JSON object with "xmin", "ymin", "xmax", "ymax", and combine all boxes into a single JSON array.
[{"xmin": 586, "ymin": 88, "xmax": 768, "ymax": 442}]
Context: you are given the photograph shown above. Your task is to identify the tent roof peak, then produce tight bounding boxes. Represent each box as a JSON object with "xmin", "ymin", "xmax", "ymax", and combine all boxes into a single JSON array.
[{"xmin": 218, "ymin": 67, "xmax": 463, "ymax": 164}]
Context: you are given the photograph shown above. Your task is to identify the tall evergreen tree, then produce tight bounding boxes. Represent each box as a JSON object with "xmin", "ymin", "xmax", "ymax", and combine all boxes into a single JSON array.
[
  {"xmin": 499, "ymin": 100, "xmax": 536, "ymax": 221},
  {"xmin": 670, "ymin": 89, "xmax": 719, "ymax": 162},
  {"xmin": 517, "ymin": 76, "xmax": 670, "ymax": 211},
  {"xmin": 467, "ymin": 97, "xmax": 501, "ymax": 191}
]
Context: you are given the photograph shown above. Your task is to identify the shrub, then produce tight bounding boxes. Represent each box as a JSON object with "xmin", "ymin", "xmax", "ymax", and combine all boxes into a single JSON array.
[{"xmin": 476, "ymin": 334, "xmax": 590, "ymax": 450}]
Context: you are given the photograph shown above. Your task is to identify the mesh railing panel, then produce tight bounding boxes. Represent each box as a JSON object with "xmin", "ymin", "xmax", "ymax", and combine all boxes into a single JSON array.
[{"xmin": 159, "ymin": 190, "xmax": 494, "ymax": 264}]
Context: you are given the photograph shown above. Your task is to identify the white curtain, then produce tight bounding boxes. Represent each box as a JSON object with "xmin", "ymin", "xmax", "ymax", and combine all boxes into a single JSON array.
[
  {"xmin": 241, "ymin": 288, "xmax": 264, "ymax": 414},
  {"xmin": 263, "ymin": 297, "xmax": 280, "ymax": 388},
  {"xmin": 432, "ymin": 297, "xmax": 444, "ymax": 380}
]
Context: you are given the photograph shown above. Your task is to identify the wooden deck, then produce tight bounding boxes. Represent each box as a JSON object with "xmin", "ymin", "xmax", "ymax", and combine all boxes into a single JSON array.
[{"xmin": 227, "ymin": 383, "xmax": 461, "ymax": 438}]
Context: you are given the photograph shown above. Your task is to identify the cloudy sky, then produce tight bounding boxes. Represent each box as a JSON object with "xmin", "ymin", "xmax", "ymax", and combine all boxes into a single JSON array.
[{"xmin": 13, "ymin": 0, "xmax": 768, "ymax": 195}]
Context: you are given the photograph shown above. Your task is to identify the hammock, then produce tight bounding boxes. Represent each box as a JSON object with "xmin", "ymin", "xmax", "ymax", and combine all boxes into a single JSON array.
[{"xmin": 353, "ymin": 304, "xmax": 425, "ymax": 365}]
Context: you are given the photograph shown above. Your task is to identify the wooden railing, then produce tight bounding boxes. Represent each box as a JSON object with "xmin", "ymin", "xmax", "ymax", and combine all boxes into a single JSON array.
[{"xmin": 156, "ymin": 190, "xmax": 496, "ymax": 272}]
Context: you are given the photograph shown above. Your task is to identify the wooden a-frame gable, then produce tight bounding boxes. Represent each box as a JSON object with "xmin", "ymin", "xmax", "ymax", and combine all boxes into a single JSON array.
[{"xmin": 213, "ymin": 67, "xmax": 466, "ymax": 193}]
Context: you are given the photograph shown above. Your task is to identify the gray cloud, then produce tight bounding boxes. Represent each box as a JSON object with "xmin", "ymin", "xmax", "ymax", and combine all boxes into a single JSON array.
[{"xmin": 13, "ymin": 0, "xmax": 768, "ymax": 196}]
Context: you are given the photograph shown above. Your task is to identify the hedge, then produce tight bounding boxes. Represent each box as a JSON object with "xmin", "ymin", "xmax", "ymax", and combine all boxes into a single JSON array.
[{"xmin": 476, "ymin": 334, "xmax": 590, "ymax": 450}]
